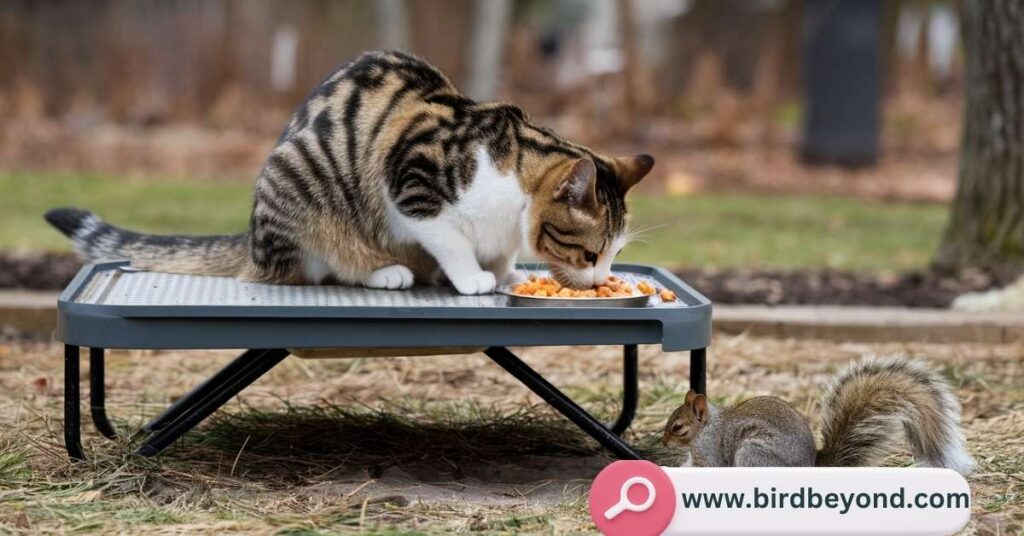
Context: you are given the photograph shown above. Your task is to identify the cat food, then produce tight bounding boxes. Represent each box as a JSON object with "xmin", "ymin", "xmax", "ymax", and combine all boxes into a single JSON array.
[
  {"xmin": 636, "ymin": 281, "xmax": 657, "ymax": 296},
  {"xmin": 513, "ymin": 274, "xmax": 676, "ymax": 301},
  {"xmin": 513, "ymin": 276, "xmax": 632, "ymax": 298}
]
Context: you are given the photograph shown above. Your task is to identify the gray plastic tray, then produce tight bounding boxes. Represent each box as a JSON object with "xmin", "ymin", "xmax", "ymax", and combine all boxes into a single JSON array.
[{"xmin": 58, "ymin": 262, "xmax": 711, "ymax": 352}]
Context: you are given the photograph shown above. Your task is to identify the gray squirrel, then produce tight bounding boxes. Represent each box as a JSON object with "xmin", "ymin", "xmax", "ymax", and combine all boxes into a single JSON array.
[{"xmin": 662, "ymin": 356, "xmax": 976, "ymax": 475}]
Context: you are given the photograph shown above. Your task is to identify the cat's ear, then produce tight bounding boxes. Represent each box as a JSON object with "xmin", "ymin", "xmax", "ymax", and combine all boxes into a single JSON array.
[
  {"xmin": 612, "ymin": 154, "xmax": 654, "ymax": 192},
  {"xmin": 692, "ymin": 394, "xmax": 708, "ymax": 423},
  {"xmin": 684, "ymin": 389, "xmax": 697, "ymax": 405},
  {"xmin": 553, "ymin": 159, "xmax": 597, "ymax": 209}
]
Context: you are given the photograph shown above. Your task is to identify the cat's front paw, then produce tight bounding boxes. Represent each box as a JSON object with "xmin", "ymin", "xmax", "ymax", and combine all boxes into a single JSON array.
[
  {"xmin": 450, "ymin": 271, "xmax": 497, "ymax": 295},
  {"xmin": 364, "ymin": 264, "xmax": 415, "ymax": 290}
]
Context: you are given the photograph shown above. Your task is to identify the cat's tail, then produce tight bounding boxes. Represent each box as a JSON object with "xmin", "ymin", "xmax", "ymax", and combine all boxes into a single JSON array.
[
  {"xmin": 815, "ymin": 356, "xmax": 976, "ymax": 475},
  {"xmin": 45, "ymin": 207, "xmax": 250, "ymax": 277}
]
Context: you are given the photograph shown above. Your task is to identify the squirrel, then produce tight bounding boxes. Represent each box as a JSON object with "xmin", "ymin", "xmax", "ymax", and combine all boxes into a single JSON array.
[{"xmin": 662, "ymin": 356, "xmax": 976, "ymax": 475}]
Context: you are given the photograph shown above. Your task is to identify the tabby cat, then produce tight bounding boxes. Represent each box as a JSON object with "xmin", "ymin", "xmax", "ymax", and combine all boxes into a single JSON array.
[{"xmin": 46, "ymin": 51, "xmax": 653, "ymax": 294}]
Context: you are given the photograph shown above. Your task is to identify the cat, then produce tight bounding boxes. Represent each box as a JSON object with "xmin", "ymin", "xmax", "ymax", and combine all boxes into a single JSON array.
[{"xmin": 46, "ymin": 50, "xmax": 653, "ymax": 295}]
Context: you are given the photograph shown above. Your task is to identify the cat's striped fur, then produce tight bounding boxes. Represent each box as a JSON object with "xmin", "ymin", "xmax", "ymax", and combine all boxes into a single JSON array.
[{"xmin": 46, "ymin": 51, "xmax": 653, "ymax": 294}]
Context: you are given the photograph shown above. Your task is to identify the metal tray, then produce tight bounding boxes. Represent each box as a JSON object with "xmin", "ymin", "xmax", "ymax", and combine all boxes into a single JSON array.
[
  {"xmin": 57, "ymin": 261, "xmax": 712, "ymax": 351},
  {"xmin": 498, "ymin": 288, "xmax": 650, "ymax": 308}
]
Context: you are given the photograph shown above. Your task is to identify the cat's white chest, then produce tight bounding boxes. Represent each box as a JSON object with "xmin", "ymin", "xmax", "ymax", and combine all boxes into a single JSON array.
[{"xmin": 446, "ymin": 146, "xmax": 528, "ymax": 263}]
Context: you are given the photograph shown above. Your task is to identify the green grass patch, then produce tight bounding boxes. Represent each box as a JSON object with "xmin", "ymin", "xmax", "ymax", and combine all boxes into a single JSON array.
[
  {"xmin": 0, "ymin": 170, "xmax": 252, "ymax": 253},
  {"xmin": 2, "ymin": 170, "xmax": 947, "ymax": 271},
  {"xmin": 983, "ymin": 492, "xmax": 1020, "ymax": 513},
  {"xmin": 0, "ymin": 450, "xmax": 30, "ymax": 482},
  {"xmin": 623, "ymin": 193, "xmax": 947, "ymax": 271}
]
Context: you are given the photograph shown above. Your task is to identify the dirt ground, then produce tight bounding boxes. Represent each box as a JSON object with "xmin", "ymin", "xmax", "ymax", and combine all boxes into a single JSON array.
[{"xmin": 0, "ymin": 335, "xmax": 1021, "ymax": 534}]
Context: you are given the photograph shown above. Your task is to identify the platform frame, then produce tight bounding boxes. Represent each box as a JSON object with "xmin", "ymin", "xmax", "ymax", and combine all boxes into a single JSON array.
[{"xmin": 59, "ymin": 262, "xmax": 711, "ymax": 460}]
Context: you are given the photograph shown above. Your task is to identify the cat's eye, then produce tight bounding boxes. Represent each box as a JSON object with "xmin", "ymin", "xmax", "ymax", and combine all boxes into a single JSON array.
[{"xmin": 584, "ymin": 251, "xmax": 598, "ymax": 265}]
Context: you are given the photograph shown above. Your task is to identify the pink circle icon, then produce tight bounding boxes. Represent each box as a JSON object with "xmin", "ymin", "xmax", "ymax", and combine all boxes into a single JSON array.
[{"xmin": 589, "ymin": 460, "xmax": 676, "ymax": 536}]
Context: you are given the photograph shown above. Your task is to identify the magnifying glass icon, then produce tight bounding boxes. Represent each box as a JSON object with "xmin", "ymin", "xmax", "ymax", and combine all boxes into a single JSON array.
[{"xmin": 603, "ymin": 476, "xmax": 657, "ymax": 520}]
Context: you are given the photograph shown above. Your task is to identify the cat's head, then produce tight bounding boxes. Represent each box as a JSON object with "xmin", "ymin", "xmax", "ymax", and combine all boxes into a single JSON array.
[
  {"xmin": 662, "ymin": 390, "xmax": 708, "ymax": 448},
  {"xmin": 527, "ymin": 153, "xmax": 653, "ymax": 289}
]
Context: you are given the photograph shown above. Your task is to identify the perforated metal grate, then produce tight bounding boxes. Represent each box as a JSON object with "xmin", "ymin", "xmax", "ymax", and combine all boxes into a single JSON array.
[{"xmin": 73, "ymin": 268, "xmax": 688, "ymax": 308}]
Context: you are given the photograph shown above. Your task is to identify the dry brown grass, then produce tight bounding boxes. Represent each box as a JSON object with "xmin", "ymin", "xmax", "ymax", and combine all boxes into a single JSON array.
[{"xmin": 0, "ymin": 335, "xmax": 1021, "ymax": 534}]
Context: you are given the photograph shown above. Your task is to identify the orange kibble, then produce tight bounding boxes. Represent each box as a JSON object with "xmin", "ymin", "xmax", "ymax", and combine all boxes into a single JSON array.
[
  {"xmin": 513, "ymin": 275, "xmax": 662, "ymax": 300},
  {"xmin": 660, "ymin": 289, "xmax": 677, "ymax": 302}
]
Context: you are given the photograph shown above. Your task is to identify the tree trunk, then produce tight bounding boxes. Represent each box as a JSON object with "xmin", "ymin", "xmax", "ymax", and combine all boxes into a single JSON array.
[
  {"xmin": 935, "ymin": 0, "xmax": 1024, "ymax": 274},
  {"xmin": 466, "ymin": 0, "xmax": 511, "ymax": 101},
  {"xmin": 374, "ymin": 0, "xmax": 409, "ymax": 52}
]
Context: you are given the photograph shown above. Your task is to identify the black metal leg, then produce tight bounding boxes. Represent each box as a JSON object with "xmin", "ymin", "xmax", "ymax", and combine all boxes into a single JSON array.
[
  {"xmin": 690, "ymin": 348, "xmax": 707, "ymax": 395},
  {"xmin": 89, "ymin": 348, "xmax": 117, "ymax": 440},
  {"xmin": 485, "ymin": 346, "xmax": 643, "ymax": 460},
  {"xmin": 143, "ymin": 348, "xmax": 277, "ymax": 433},
  {"xmin": 608, "ymin": 344, "xmax": 638, "ymax": 435},
  {"xmin": 65, "ymin": 344, "xmax": 85, "ymax": 461},
  {"xmin": 134, "ymin": 348, "xmax": 289, "ymax": 457}
]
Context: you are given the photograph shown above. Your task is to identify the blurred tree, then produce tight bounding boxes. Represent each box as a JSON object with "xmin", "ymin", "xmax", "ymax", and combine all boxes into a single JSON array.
[
  {"xmin": 374, "ymin": 0, "xmax": 409, "ymax": 51},
  {"xmin": 936, "ymin": 0, "xmax": 1024, "ymax": 274},
  {"xmin": 467, "ymin": 0, "xmax": 512, "ymax": 101},
  {"xmin": 665, "ymin": 0, "xmax": 780, "ymax": 95},
  {"xmin": 613, "ymin": 0, "xmax": 649, "ymax": 137}
]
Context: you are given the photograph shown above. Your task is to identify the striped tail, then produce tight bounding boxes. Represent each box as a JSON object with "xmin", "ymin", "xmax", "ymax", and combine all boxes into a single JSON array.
[{"xmin": 44, "ymin": 207, "xmax": 249, "ymax": 277}]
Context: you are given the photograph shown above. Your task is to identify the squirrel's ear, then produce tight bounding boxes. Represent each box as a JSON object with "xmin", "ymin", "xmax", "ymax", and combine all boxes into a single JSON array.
[
  {"xmin": 692, "ymin": 395, "xmax": 708, "ymax": 423},
  {"xmin": 684, "ymin": 389, "xmax": 697, "ymax": 405}
]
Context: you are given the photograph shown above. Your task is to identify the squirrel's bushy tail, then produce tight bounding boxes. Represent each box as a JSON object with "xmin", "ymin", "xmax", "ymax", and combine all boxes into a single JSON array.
[
  {"xmin": 45, "ymin": 208, "xmax": 249, "ymax": 277},
  {"xmin": 815, "ymin": 356, "xmax": 976, "ymax": 475}
]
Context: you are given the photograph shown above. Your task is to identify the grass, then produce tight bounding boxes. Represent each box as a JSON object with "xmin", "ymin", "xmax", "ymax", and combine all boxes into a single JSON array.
[
  {"xmin": 0, "ymin": 338, "xmax": 1020, "ymax": 534},
  {"xmin": 0, "ymin": 170, "xmax": 252, "ymax": 254},
  {"xmin": 625, "ymin": 193, "xmax": 948, "ymax": 271},
  {"xmin": 1, "ymin": 170, "xmax": 947, "ymax": 271}
]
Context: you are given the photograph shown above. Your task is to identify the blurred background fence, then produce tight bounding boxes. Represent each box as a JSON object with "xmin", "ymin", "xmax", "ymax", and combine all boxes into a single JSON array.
[{"xmin": 0, "ymin": 0, "xmax": 961, "ymax": 142}]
